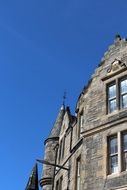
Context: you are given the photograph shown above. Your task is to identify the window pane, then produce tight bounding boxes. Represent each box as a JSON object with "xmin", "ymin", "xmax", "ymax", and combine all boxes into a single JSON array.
[
  {"xmin": 77, "ymin": 177, "xmax": 80, "ymax": 190},
  {"xmin": 110, "ymin": 155, "xmax": 118, "ymax": 173},
  {"xmin": 80, "ymin": 115, "xmax": 83, "ymax": 128},
  {"xmin": 122, "ymin": 94, "xmax": 127, "ymax": 108},
  {"xmin": 121, "ymin": 79, "xmax": 127, "ymax": 94},
  {"xmin": 76, "ymin": 159, "xmax": 81, "ymax": 190},
  {"xmin": 123, "ymin": 134, "xmax": 127, "ymax": 151},
  {"xmin": 58, "ymin": 141, "xmax": 62, "ymax": 163},
  {"xmin": 77, "ymin": 160, "xmax": 81, "ymax": 177},
  {"xmin": 109, "ymin": 99, "xmax": 117, "ymax": 113},
  {"xmin": 108, "ymin": 84, "xmax": 116, "ymax": 99},
  {"xmin": 123, "ymin": 152, "xmax": 127, "ymax": 170},
  {"xmin": 109, "ymin": 137, "xmax": 118, "ymax": 154},
  {"xmin": 62, "ymin": 136, "xmax": 65, "ymax": 159}
]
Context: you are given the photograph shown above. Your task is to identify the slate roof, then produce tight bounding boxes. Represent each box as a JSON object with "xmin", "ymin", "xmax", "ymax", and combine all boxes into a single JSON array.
[{"xmin": 48, "ymin": 105, "xmax": 65, "ymax": 138}]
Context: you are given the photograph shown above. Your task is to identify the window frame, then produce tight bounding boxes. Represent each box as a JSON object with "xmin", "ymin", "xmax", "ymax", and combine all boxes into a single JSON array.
[
  {"xmin": 107, "ymin": 131, "xmax": 127, "ymax": 176},
  {"xmin": 59, "ymin": 176, "xmax": 63, "ymax": 190},
  {"xmin": 108, "ymin": 135, "xmax": 118, "ymax": 174},
  {"xmin": 56, "ymin": 179, "xmax": 59, "ymax": 190},
  {"xmin": 122, "ymin": 131, "xmax": 127, "ymax": 171},
  {"xmin": 58, "ymin": 140, "xmax": 63, "ymax": 163},
  {"xmin": 78, "ymin": 110, "xmax": 83, "ymax": 139},
  {"xmin": 107, "ymin": 81, "xmax": 117, "ymax": 113},
  {"xmin": 107, "ymin": 76, "xmax": 127, "ymax": 114},
  {"xmin": 61, "ymin": 135, "xmax": 66, "ymax": 159},
  {"xmin": 120, "ymin": 78, "xmax": 127, "ymax": 109},
  {"xmin": 56, "ymin": 176, "xmax": 63, "ymax": 190}
]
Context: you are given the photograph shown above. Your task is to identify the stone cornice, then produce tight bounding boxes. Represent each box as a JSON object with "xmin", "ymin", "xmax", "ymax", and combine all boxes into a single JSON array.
[{"xmin": 81, "ymin": 110, "xmax": 127, "ymax": 138}]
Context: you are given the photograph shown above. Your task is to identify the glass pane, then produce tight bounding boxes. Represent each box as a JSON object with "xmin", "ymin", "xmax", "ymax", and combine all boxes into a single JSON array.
[
  {"xmin": 80, "ymin": 115, "xmax": 83, "ymax": 128},
  {"xmin": 108, "ymin": 84, "xmax": 116, "ymax": 99},
  {"xmin": 122, "ymin": 94, "xmax": 127, "ymax": 108},
  {"xmin": 76, "ymin": 160, "xmax": 81, "ymax": 190},
  {"xmin": 109, "ymin": 99, "xmax": 117, "ymax": 113},
  {"xmin": 58, "ymin": 141, "xmax": 62, "ymax": 162},
  {"xmin": 110, "ymin": 155, "xmax": 118, "ymax": 173},
  {"xmin": 123, "ymin": 152, "xmax": 127, "ymax": 170},
  {"xmin": 121, "ymin": 79, "xmax": 127, "ymax": 94},
  {"xmin": 62, "ymin": 136, "xmax": 65, "ymax": 159},
  {"xmin": 123, "ymin": 134, "xmax": 127, "ymax": 151},
  {"xmin": 77, "ymin": 160, "xmax": 81, "ymax": 177},
  {"xmin": 109, "ymin": 137, "xmax": 118, "ymax": 154}
]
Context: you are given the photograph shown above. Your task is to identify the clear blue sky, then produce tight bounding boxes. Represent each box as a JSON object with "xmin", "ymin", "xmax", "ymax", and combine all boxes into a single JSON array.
[{"xmin": 0, "ymin": 0, "xmax": 127, "ymax": 189}]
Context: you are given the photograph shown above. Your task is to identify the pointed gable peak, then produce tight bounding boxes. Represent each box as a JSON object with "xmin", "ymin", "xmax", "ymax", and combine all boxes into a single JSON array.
[
  {"xmin": 25, "ymin": 163, "xmax": 39, "ymax": 190},
  {"xmin": 64, "ymin": 106, "xmax": 76, "ymax": 126},
  {"xmin": 99, "ymin": 34, "xmax": 127, "ymax": 66}
]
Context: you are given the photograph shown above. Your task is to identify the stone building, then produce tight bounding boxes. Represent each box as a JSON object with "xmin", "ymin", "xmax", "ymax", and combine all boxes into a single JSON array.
[{"xmin": 40, "ymin": 35, "xmax": 127, "ymax": 190}]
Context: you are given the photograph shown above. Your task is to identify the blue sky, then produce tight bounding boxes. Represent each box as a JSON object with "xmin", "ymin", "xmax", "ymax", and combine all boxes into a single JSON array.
[{"xmin": 0, "ymin": 0, "xmax": 127, "ymax": 189}]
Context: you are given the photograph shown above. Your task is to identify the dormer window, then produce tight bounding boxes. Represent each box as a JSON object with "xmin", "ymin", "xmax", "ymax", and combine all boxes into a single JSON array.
[{"xmin": 107, "ymin": 77, "xmax": 127, "ymax": 113}]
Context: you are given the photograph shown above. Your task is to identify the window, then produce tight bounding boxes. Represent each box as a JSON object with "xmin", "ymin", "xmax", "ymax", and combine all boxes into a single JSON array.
[
  {"xmin": 56, "ymin": 180, "xmax": 59, "ymax": 190},
  {"xmin": 108, "ymin": 131, "xmax": 127, "ymax": 175},
  {"xmin": 108, "ymin": 136, "xmax": 118, "ymax": 174},
  {"xmin": 108, "ymin": 83, "xmax": 117, "ymax": 113},
  {"xmin": 62, "ymin": 135, "xmax": 65, "ymax": 159},
  {"xmin": 75, "ymin": 157, "xmax": 81, "ymax": 190},
  {"xmin": 59, "ymin": 176, "xmax": 63, "ymax": 189},
  {"xmin": 56, "ymin": 176, "xmax": 63, "ymax": 190},
  {"xmin": 58, "ymin": 136, "xmax": 66, "ymax": 163},
  {"xmin": 58, "ymin": 140, "xmax": 62, "ymax": 163},
  {"xmin": 78, "ymin": 111, "xmax": 83, "ymax": 138},
  {"xmin": 107, "ymin": 77, "xmax": 127, "ymax": 113},
  {"xmin": 120, "ymin": 79, "xmax": 127, "ymax": 109},
  {"xmin": 122, "ymin": 132, "xmax": 127, "ymax": 171}
]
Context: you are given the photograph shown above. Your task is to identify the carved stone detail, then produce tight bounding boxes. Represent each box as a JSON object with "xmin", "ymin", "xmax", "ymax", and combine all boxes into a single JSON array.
[{"xmin": 107, "ymin": 59, "xmax": 126, "ymax": 74}]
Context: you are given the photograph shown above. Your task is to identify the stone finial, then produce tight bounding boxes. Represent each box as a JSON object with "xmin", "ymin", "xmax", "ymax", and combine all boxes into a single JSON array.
[{"xmin": 114, "ymin": 34, "xmax": 121, "ymax": 43}]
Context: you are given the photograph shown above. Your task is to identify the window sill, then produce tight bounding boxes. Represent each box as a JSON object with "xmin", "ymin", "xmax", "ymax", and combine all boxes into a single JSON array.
[
  {"xmin": 107, "ymin": 108, "xmax": 127, "ymax": 122},
  {"xmin": 107, "ymin": 107, "xmax": 127, "ymax": 116},
  {"xmin": 107, "ymin": 170, "xmax": 127, "ymax": 179}
]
